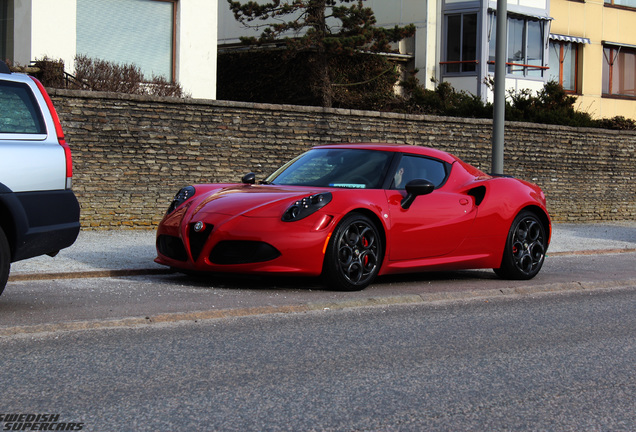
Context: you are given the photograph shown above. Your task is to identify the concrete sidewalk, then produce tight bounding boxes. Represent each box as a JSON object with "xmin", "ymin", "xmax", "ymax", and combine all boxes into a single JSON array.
[{"xmin": 9, "ymin": 222, "xmax": 636, "ymax": 280}]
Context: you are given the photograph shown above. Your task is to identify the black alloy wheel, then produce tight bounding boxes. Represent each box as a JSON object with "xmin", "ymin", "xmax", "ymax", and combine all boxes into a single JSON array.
[
  {"xmin": 495, "ymin": 210, "xmax": 547, "ymax": 280},
  {"xmin": 323, "ymin": 213, "xmax": 383, "ymax": 291}
]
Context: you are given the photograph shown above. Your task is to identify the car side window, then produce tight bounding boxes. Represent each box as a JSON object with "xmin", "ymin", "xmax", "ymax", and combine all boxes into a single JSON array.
[
  {"xmin": 0, "ymin": 81, "xmax": 45, "ymax": 134},
  {"xmin": 391, "ymin": 155, "xmax": 448, "ymax": 189}
]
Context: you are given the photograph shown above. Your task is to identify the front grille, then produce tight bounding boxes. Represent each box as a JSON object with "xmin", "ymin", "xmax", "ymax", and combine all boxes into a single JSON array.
[
  {"xmin": 210, "ymin": 241, "xmax": 281, "ymax": 265},
  {"xmin": 188, "ymin": 223, "xmax": 214, "ymax": 261},
  {"xmin": 157, "ymin": 235, "xmax": 188, "ymax": 262}
]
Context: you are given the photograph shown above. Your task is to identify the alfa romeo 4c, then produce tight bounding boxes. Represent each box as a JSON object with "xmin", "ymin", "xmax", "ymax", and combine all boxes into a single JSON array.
[{"xmin": 156, "ymin": 144, "xmax": 551, "ymax": 290}]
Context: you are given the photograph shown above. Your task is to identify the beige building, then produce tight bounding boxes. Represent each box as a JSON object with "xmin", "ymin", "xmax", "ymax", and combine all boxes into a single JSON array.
[{"xmin": 550, "ymin": 0, "xmax": 636, "ymax": 119}]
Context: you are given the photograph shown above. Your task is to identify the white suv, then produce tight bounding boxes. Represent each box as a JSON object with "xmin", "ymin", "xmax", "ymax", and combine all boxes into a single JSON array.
[{"xmin": 0, "ymin": 60, "xmax": 80, "ymax": 295}]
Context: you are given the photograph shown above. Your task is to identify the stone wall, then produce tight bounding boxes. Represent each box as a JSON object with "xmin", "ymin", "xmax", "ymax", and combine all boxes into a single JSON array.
[{"xmin": 49, "ymin": 89, "xmax": 636, "ymax": 229}]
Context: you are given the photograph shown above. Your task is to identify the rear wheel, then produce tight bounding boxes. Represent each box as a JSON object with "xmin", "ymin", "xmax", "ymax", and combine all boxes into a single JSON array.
[
  {"xmin": 0, "ymin": 227, "xmax": 10, "ymax": 296},
  {"xmin": 495, "ymin": 210, "xmax": 547, "ymax": 280},
  {"xmin": 322, "ymin": 213, "xmax": 383, "ymax": 291}
]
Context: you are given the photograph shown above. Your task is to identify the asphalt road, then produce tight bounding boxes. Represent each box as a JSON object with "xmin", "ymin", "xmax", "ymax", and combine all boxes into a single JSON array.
[
  {"xmin": 1, "ymin": 288, "xmax": 635, "ymax": 431},
  {"xmin": 0, "ymin": 251, "xmax": 634, "ymax": 335},
  {"xmin": 1, "ymin": 225, "xmax": 635, "ymax": 431}
]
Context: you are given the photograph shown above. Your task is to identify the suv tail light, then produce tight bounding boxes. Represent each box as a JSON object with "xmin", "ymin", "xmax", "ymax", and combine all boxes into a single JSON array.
[{"xmin": 30, "ymin": 77, "xmax": 73, "ymax": 189}]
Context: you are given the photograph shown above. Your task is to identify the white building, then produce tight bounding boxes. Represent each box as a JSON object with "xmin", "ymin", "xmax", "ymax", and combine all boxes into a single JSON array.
[
  {"xmin": 218, "ymin": 0, "xmax": 553, "ymax": 101},
  {"xmin": 218, "ymin": 0, "xmax": 438, "ymax": 90},
  {"xmin": 1, "ymin": 0, "xmax": 218, "ymax": 99},
  {"xmin": 442, "ymin": 0, "xmax": 552, "ymax": 102}
]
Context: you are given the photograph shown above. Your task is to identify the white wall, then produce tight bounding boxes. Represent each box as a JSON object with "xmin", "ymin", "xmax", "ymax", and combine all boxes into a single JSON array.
[
  {"xmin": 484, "ymin": 77, "xmax": 546, "ymax": 103},
  {"xmin": 367, "ymin": 0, "xmax": 439, "ymax": 88},
  {"xmin": 13, "ymin": 0, "xmax": 76, "ymax": 69},
  {"xmin": 487, "ymin": 0, "xmax": 548, "ymax": 11},
  {"xmin": 33, "ymin": 0, "xmax": 76, "ymax": 69},
  {"xmin": 177, "ymin": 0, "xmax": 218, "ymax": 99},
  {"xmin": 445, "ymin": 76, "xmax": 482, "ymax": 96}
]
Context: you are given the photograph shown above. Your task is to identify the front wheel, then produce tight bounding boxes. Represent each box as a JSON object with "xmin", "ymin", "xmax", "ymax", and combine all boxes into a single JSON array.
[
  {"xmin": 0, "ymin": 227, "xmax": 10, "ymax": 296},
  {"xmin": 322, "ymin": 213, "xmax": 383, "ymax": 291},
  {"xmin": 494, "ymin": 211, "xmax": 547, "ymax": 280}
]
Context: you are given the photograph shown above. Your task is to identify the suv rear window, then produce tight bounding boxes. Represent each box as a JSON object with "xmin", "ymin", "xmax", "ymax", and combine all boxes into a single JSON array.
[{"xmin": 0, "ymin": 81, "xmax": 46, "ymax": 134}]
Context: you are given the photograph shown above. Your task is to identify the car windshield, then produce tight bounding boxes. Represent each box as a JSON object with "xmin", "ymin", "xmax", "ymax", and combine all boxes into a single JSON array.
[{"xmin": 265, "ymin": 148, "xmax": 394, "ymax": 189}]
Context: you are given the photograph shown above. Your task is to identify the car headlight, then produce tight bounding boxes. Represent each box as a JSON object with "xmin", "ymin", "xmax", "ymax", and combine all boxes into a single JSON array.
[
  {"xmin": 166, "ymin": 186, "xmax": 196, "ymax": 215},
  {"xmin": 282, "ymin": 193, "xmax": 332, "ymax": 222}
]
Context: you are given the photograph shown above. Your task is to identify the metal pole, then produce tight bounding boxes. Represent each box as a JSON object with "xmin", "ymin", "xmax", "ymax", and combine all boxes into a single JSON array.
[{"xmin": 492, "ymin": 0, "xmax": 507, "ymax": 175}]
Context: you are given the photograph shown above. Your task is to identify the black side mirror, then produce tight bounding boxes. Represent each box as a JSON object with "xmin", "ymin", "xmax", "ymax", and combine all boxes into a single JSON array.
[
  {"xmin": 401, "ymin": 179, "xmax": 435, "ymax": 210},
  {"xmin": 242, "ymin": 172, "xmax": 256, "ymax": 184}
]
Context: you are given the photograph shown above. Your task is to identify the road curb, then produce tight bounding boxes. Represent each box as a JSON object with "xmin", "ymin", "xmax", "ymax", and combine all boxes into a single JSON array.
[
  {"xmin": 548, "ymin": 248, "xmax": 636, "ymax": 256},
  {"xmin": 8, "ymin": 268, "xmax": 173, "ymax": 282},
  {"xmin": 2, "ymin": 278, "xmax": 635, "ymax": 338}
]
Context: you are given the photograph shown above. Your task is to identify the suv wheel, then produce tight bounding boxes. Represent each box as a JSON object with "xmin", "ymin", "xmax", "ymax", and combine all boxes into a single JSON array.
[{"xmin": 0, "ymin": 227, "xmax": 10, "ymax": 295}]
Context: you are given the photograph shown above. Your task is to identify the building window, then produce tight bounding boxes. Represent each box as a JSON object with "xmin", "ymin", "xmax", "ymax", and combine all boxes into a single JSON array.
[
  {"xmin": 443, "ymin": 13, "xmax": 478, "ymax": 74},
  {"xmin": 76, "ymin": 0, "xmax": 176, "ymax": 80},
  {"xmin": 508, "ymin": 17, "xmax": 545, "ymax": 77},
  {"xmin": 487, "ymin": 13, "xmax": 548, "ymax": 77},
  {"xmin": 604, "ymin": 0, "xmax": 636, "ymax": 8},
  {"xmin": 0, "ymin": 0, "xmax": 13, "ymax": 61},
  {"xmin": 549, "ymin": 41, "xmax": 578, "ymax": 92},
  {"xmin": 603, "ymin": 45, "xmax": 636, "ymax": 98}
]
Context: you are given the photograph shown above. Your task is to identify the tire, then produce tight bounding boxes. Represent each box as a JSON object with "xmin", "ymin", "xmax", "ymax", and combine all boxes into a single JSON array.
[
  {"xmin": 0, "ymin": 227, "xmax": 10, "ymax": 296},
  {"xmin": 322, "ymin": 213, "xmax": 383, "ymax": 291},
  {"xmin": 494, "ymin": 210, "xmax": 547, "ymax": 280}
]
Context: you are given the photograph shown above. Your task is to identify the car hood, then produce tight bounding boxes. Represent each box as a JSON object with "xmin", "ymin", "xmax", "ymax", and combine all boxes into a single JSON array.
[{"xmin": 190, "ymin": 184, "xmax": 331, "ymax": 219}]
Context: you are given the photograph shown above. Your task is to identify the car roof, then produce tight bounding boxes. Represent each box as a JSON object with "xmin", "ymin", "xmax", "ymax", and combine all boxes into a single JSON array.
[
  {"xmin": 313, "ymin": 143, "xmax": 459, "ymax": 164},
  {"xmin": 0, "ymin": 69, "xmax": 33, "ymax": 84}
]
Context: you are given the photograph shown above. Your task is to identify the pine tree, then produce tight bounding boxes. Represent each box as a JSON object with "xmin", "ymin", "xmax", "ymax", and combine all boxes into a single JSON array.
[{"xmin": 227, "ymin": 0, "xmax": 415, "ymax": 107}]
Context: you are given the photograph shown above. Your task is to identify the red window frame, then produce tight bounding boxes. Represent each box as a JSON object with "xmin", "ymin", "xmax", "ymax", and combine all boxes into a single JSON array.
[
  {"xmin": 550, "ymin": 41, "xmax": 579, "ymax": 93},
  {"xmin": 603, "ymin": 45, "xmax": 636, "ymax": 99}
]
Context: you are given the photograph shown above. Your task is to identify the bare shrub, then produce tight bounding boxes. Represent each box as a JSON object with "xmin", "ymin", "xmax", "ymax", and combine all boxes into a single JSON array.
[{"xmin": 72, "ymin": 55, "xmax": 186, "ymax": 97}]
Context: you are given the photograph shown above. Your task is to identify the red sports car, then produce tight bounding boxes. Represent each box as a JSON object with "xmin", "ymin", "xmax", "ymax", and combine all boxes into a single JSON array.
[{"xmin": 155, "ymin": 144, "xmax": 551, "ymax": 290}]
